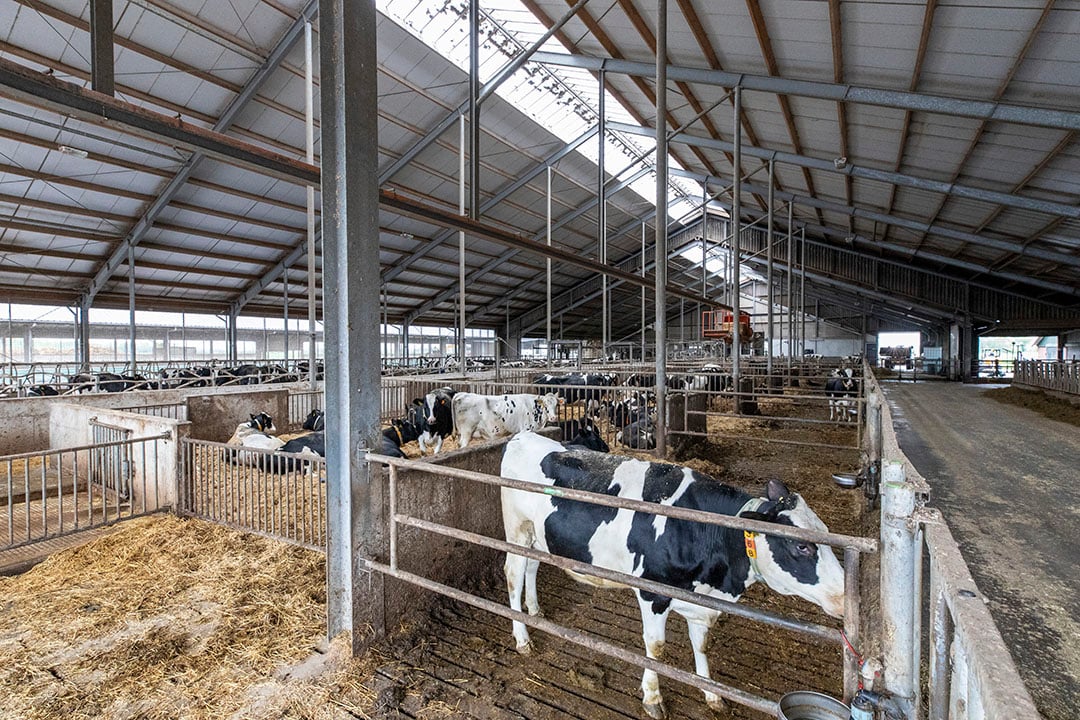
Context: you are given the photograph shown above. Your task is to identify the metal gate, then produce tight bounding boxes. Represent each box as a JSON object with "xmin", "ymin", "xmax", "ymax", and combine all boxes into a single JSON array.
[{"xmin": 89, "ymin": 418, "xmax": 132, "ymax": 500}]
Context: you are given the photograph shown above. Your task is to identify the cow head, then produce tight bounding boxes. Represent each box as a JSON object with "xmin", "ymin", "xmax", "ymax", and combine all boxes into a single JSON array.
[
  {"xmin": 538, "ymin": 393, "xmax": 560, "ymax": 423},
  {"xmin": 302, "ymin": 409, "xmax": 325, "ymax": 431},
  {"xmin": 424, "ymin": 388, "xmax": 455, "ymax": 426},
  {"xmin": 739, "ymin": 478, "xmax": 845, "ymax": 618},
  {"xmin": 248, "ymin": 412, "xmax": 277, "ymax": 434}
]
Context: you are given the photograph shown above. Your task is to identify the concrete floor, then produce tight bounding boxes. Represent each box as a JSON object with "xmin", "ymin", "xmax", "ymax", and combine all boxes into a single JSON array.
[{"xmin": 885, "ymin": 381, "xmax": 1079, "ymax": 720}]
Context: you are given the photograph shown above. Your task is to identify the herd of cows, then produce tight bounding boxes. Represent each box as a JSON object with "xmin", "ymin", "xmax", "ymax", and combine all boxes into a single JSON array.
[
  {"xmin": 23, "ymin": 362, "xmax": 324, "ymax": 396},
  {"xmin": 216, "ymin": 365, "xmax": 860, "ymax": 717}
]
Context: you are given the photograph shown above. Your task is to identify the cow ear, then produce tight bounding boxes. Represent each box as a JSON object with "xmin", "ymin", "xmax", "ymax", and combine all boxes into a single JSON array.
[
  {"xmin": 412, "ymin": 398, "xmax": 423, "ymax": 406},
  {"xmin": 765, "ymin": 478, "xmax": 790, "ymax": 502},
  {"xmin": 250, "ymin": 413, "xmax": 256, "ymax": 420}
]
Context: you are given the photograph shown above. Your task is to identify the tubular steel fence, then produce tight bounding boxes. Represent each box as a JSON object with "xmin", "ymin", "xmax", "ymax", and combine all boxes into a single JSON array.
[
  {"xmin": 288, "ymin": 389, "xmax": 325, "ymax": 427},
  {"xmin": 119, "ymin": 402, "xmax": 189, "ymax": 422},
  {"xmin": 865, "ymin": 367, "xmax": 1039, "ymax": 720},
  {"xmin": 177, "ymin": 438, "xmax": 326, "ymax": 552},
  {"xmin": 1014, "ymin": 359, "xmax": 1080, "ymax": 396},
  {"xmin": 364, "ymin": 453, "xmax": 877, "ymax": 716},
  {"xmin": 1, "ymin": 433, "xmax": 169, "ymax": 552}
]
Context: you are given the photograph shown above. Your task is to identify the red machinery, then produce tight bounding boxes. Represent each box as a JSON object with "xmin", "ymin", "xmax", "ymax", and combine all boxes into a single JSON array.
[{"xmin": 701, "ymin": 310, "xmax": 751, "ymax": 342}]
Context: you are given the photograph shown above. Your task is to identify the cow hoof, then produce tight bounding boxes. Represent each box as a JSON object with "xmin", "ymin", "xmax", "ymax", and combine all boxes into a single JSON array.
[
  {"xmin": 528, "ymin": 608, "xmax": 544, "ymax": 618},
  {"xmin": 515, "ymin": 641, "xmax": 533, "ymax": 655},
  {"xmin": 706, "ymin": 695, "xmax": 728, "ymax": 713},
  {"xmin": 643, "ymin": 701, "xmax": 667, "ymax": 719}
]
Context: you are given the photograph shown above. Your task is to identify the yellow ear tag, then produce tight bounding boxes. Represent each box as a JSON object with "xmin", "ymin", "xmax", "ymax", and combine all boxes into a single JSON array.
[{"xmin": 743, "ymin": 530, "xmax": 757, "ymax": 559}]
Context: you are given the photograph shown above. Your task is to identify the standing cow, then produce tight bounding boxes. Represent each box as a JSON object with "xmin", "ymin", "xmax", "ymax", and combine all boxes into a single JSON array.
[
  {"xmin": 825, "ymin": 367, "xmax": 858, "ymax": 422},
  {"xmin": 500, "ymin": 432, "xmax": 844, "ymax": 719},
  {"xmin": 451, "ymin": 392, "xmax": 559, "ymax": 449}
]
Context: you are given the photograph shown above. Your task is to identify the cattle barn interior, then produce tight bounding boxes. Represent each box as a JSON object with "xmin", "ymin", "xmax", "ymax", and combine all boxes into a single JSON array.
[{"xmin": 0, "ymin": 1, "xmax": 1077, "ymax": 719}]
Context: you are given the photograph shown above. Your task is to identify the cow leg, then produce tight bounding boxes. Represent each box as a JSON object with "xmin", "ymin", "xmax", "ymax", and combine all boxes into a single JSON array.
[
  {"xmin": 504, "ymin": 552, "xmax": 532, "ymax": 653},
  {"xmin": 432, "ymin": 434, "xmax": 444, "ymax": 454},
  {"xmin": 417, "ymin": 433, "xmax": 429, "ymax": 455},
  {"xmin": 687, "ymin": 618, "xmax": 727, "ymax": 712},
  {"xmin": 524, "ymin": 557, "xmax": 542, "ymax": 617},
  {"xmin": 637, "ymin": 594, "xmax": 671, "ymax": 719}
]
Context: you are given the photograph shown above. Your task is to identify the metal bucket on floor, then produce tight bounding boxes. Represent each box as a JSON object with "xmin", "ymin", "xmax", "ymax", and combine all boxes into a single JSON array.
[{"xmin": 777, "ymin": 691, "xmax": 850, "ymax": 720}]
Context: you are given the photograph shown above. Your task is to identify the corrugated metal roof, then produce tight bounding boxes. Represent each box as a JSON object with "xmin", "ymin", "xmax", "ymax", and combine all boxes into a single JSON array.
[{"xmin": 0, "ymin": 0, "xmax": 1075, "ymax": 340}]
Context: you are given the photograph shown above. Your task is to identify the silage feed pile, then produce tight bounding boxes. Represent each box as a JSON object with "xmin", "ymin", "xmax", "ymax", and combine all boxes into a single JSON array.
[{"xmin": 0, "ymin": 515, "xmax": 376, "ymax": 720}]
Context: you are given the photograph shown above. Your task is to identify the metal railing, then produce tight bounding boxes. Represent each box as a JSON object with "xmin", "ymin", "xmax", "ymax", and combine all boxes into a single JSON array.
[
  {"xmin": 177, "ymin": 438, "xmax": 326, "ymax": 552},
  {"xmin": 866, "ymin": 366, "xmax": 1039, "ymax": 719},
  {"xmin": 1, "ymin": 434, "xmax": 169, "ymax": 552},
  {"xmin": 288, "ymin": 389, "xmax": 324, "ymax": 427},
  {"xmin": 364, "ymin": 453, "xmax": 878, "ymax": 715},
  {"xmin": 119, "ymin": 402, "xmax": 189, "ymax": 421},
  {"xmin": 1013, "ymin": 359, "xmax": 1080, "ymax": 396}
]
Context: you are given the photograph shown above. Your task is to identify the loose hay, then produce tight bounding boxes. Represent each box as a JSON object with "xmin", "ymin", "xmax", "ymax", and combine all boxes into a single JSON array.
[
  {"xmin": 985, "ymin": 385, "xmax": 1080, "ymax": 427},
  {"xmin": 0, "ymin": 514, "xmax": 377, "ymax": 720}
]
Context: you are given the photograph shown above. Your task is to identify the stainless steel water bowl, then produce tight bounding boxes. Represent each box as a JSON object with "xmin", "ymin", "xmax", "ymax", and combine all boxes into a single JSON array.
[
  {"xmin": 777, "ymin": 691, "xmax": 850, "ymax": 720},
  {"xmin": 832, "ymin": 472, "xmax": 861, "ymax": 489}
]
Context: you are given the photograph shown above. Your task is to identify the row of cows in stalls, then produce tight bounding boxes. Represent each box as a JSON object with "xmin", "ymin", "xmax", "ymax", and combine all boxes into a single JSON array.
[
  {"xmin": 216, "ymin": 363, "xmax": 861, "ymax": 471},
  {"xmin": 222, "ymin": 377, "xmax": 853, "ymax": 717},
  {"xmin": 23, "ymin": 362, "xmax": 324, "ymax": 396}
]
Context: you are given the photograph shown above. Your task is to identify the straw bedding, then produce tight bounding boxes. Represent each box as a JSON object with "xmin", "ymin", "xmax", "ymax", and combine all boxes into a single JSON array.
[{"xmin": 0, "ymin": 514, "xmax": 376, "ymax": 720}]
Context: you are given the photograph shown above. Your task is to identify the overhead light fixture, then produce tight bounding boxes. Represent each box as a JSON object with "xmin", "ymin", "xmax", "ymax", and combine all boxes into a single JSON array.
[
  {"xmin": 833, "ymin": 156, "xmax": 848, "ymax": 169},
  {"xmin": 57, "ymin": 145, "xmax": 89, "ymax": 159}
]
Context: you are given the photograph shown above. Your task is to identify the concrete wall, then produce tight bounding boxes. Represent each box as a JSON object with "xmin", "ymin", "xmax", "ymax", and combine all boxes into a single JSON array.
[
  {"xmin": 0, "ymin": 384, "xmax": 299, "ymax": 454},
  {"xmin": 184, "ymin": 388, "xmax": 289, "ymax": 443},
  {"xmin": 44, "ymin": 403, "xmax": 188, "ymax": 510},
  {"xmin": 377, "ymin": 427, "xmax": 562, "ymax": 634}
]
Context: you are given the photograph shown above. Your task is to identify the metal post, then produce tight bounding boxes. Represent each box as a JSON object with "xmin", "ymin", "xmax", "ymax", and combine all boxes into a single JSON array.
[
  {"xmin": 787, "ymin": 203, "xmax": 794, "ymax": 363},
  {"xmin": 89, "ymin": 0, "xmax": 115, "ymax": 97},
  {"xmin": 701, "ymin": 184, "xmax": 708, "ymax": 299},
  {"xmin": 547, "ymin": 165, "xmax": 552, "ymax": 369},
  {"xmin": 731, "ymin": 86, "xmax": 742, "ymax": 399},
  {"xmin": 128, "ymin": 244, "xmax": 136, "ymax": 373},
  {"xmin": 766, "ymin": 160, "xmax": 774, "ymax": 375},
  {"xmin": 459, "ymin": 113, "xmax": 468, "ymax": 374},
  {"xmin": 654, "ymin": 0, "xmax": 668, "ymax": 456},
  {"xmin": 799, "ymin": 227, "xmax": 807, "ymax": 357},
  {"xmin": 320, "ymin": 0, "xmax": 382, "ymax": 650},
  {"xmin": 843, "ymin": 547, "xmax": 861, "ymax": 702},
  {"xmin": 881, "ymin": 461, "xmax": 917, "ymax": 716},
  {"xmin": 283, "ymin": 271, "xmax": 290, "ymax": 361},
  {"xmin": 599, "ymin": 69, "xmax": 608, "ymax": 353},
  {"xmin": 305, "ymin": 19, "xmax": 318, "ymax": 389},
  {"xmin": 77, "ymin": 298, "xmax": 91, "ymax": 370},
  {"xmin": 641, "ymin": 220, "xmax": 646, "ymax": 362}
]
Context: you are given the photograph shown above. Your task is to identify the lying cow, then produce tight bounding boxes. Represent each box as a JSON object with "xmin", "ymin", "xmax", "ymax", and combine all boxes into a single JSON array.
[
  {"xmin": 451, "ymin": 392, "xmax": 559, "ymax": 449},
  {"xmin": 558, "ymin": 418, "xmax": 610, "ymax": 452},
  {"xmin": 302, "ymin": 408, "xmax": 325, "ymax": 431},
  {"xmin": 226, "ymin": 412, "xmax": 284, "ymax": 451},
  {"xmin": 826, "ymin": 368, "xmax": 858, "ymax": 422},
  {"xmin": 379, "ymin": 418, "xmax": 422, "ymax": 459},
  {"xmin": 500, "ymin": 432, "xmax": 844, "ymax": 719},
  {"xmin": 266, "ymin": 432, "xmax": 326, "ymax": 474},
  {"xmin": 616, "ymin": 417, "xmax": 656, "ymax": 450}
]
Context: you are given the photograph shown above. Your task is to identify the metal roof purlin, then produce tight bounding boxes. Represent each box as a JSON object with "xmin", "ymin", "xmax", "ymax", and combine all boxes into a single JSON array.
[
  {"xmin": 402, "ymin": 164, "xmax": 655, "ymax": 325},
  {"xmin": 607, "ymin": 121, "xmax": 1080, "ymax": 220},
  {"xmin": 81, "ymin": 0, "xmax": 320, "ymax": 306},
  {"xmin": 531, "ymin": 52, "xmax": 1080, "ymax": 132},
  {"xmin": 377, "ymin": 0, "xmax": 593, "ymax": 187}
]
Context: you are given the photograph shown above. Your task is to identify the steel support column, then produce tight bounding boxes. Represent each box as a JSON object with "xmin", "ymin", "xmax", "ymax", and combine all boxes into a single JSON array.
[
  {"xmin": 305, "ymin": 19, "xmax": 318, "ymax": 389},
  {"xmin": 731, "ymin": 87, "xmax": 742, "ymax": 396},
  {"xmin": 654, "ymin": 0, "xmax": 668, "ymax": 456},
  {"xmin": 766, "ymin": 160, "xmax": 774, "ymax": 372},
  {"xmin": 321, "ymin": 0, "xmax": 383, "ymax": 651},
  {"xmin": 127, "ymin": 244, "xmax": 135, "ymax": 371}
]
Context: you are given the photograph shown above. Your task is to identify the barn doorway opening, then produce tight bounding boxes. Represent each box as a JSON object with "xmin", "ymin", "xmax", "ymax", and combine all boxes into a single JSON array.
[
  {"xmin": 976, "ymin": 336, "xmax": 1040, "ymax": 379},
  {"xmin": 877, "ymin": 331, "xmax": 921, "ymax": 369}
]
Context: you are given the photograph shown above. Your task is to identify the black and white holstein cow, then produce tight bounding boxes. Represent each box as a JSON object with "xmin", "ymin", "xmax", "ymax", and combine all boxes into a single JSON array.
[
  {"xmin": 411, "ymin": 387, "xmax": 457, "ymax": 455},
  {"xmin": 302, "ymin": 408, "xmax": 325, "ymax": 432},
  {"xmin": 379, "ymin": 418, "xmax": 422, "ymax": 459},
  {"xmin": 533, "ymin": 372, "xmax": 616, "ymax": 418},
  {"xmin": 451, "ymin": 392, "xmax": 560, "ymax": 449},
  {"xmin": 825, "ymin": 367, "xmax": 859, "ymax": 422},
  {"xmin": 226, "ymin": 413, "xmax": 285, "ymax": 466},
  {"xmin": 500, "ymin": 433, "xmax": 844, "ymax": 719}
]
